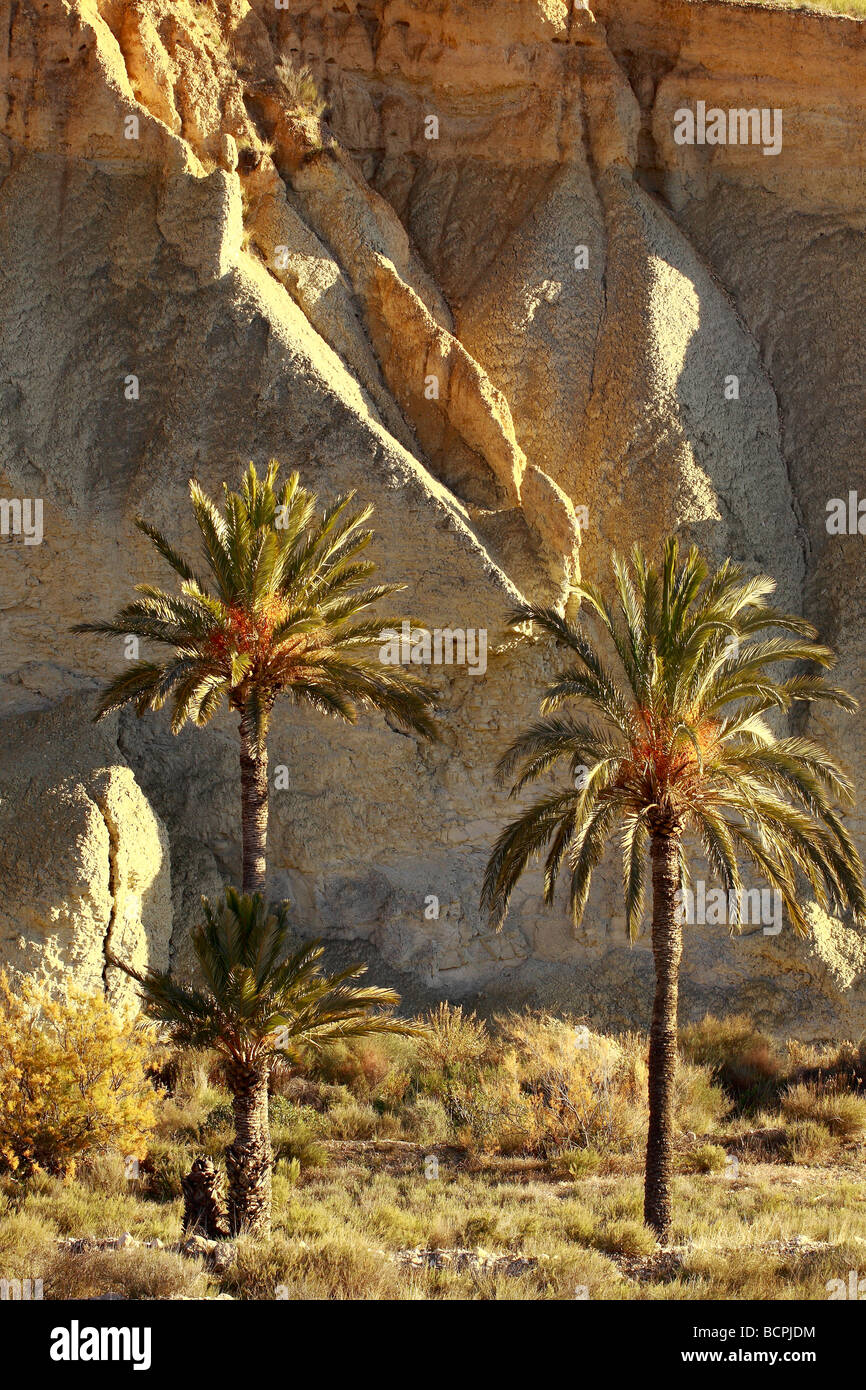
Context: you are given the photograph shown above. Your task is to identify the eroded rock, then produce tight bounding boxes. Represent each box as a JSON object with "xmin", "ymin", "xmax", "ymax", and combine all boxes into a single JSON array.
[{"xmin": 0, "ymin": 0, "xmax": 864, "ymax": 1038}]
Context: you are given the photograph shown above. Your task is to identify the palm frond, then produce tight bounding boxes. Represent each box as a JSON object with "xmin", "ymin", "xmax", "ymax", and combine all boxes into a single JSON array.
[{"xmin": 111, "ymin": 890, "xmax": 418, "ymax": 1062}]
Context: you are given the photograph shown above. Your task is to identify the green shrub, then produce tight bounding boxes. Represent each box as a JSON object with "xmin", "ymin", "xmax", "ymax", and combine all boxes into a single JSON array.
[
  {"xmin": 680, "ymin": 1014, "xmax": 782, "ymax": 1111},
  {"xmin": 555, "ymin": 1148, "xmax": 602, "ymax": 1178},
  {"xmin": 268, "ymin": 1094, "xmax": 320, "ymax": 1128},
  {"xmin": 200, "ymin": 1101, "xmax": 234, "ymax": 1136},
  {"xmin": 140, "ymin": 1139, "xmax": 190, "ymax": 1202},
  {"xmin": 326, "ymin": 1100, "xmax": 383, "ymax": 1140},
  {"xmin": 420, "ymin": 1003, "xmax": 490, "ymax": 1076},
  {"xmin": 443, "ymin": 1073, "xmax": 528, "ymax": 1154},
  {"xmin": 307, "ymin": 1039, "xmax": 393, "ymax": 1096},
  {"xmin": 271, "ymin": 1110, "xmax": 328, "ymax": 1170},
  {"xmin": 679, "ymin": 1143, "xmax": 727, "ymax": 1174},
  {"xmin": 780, "ymin": 1083, "xmax": 866, "ymax": 1139},
  {"xmin": 783, "ymin": 1120, "xmax": 835, "ymax": 1163},
  {"xmin": 675, "ymin": 1063, "xmax": 731, "ymax": 1133},
  {"xmin": 592, "ymin": 1219, "xmax": 657, "ymax": 1257},
  {"xmin": 401, "ymin": 1095, "xmax": 452, "ymax": 1144},
  {"xmin": 276, "ymin": 1157, "xmax": 302, "ymax": 1186}
]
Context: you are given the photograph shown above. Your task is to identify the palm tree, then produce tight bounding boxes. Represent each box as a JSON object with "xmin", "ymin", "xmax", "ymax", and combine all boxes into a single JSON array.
[
  {"xmin": 482, "ymin": 537, "xmax": 866, "ymax": 1241},
  {"xmin": 113, "ymin": 887, "xmax": 420, "ymax": 1235},
  {"xmin": 74, "ymin": 461, "xmax": 438, "ymax": 894}
]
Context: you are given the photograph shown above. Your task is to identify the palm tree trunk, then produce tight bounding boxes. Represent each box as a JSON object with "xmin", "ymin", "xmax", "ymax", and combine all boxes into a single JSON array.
[
  {"xmin": 225, "ymin": 1062, "xmax": 272, "ymax": 1237},
  {"xmin": 239, "ymin": 705, "xmax": 269, "ymax": 897},
  {"xmin": 644, "ymin": 826, "xmax": 683, "ymax": 1243}
]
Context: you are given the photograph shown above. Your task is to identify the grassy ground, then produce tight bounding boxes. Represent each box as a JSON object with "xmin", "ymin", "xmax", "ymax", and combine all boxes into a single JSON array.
[
  {"xmin": 706, "ymin": 0, "xmax": 866, "ymax": 17},
  {"xmin": 2, "ymin": 1010, "xmax": 865, "ymax": 1300},
  {"xmin": 3, "ymin": 1146, "xmax": 865, "ymax": 1301},
  {"xmin": 713, "ymin": 0, "xmax": 866, "ymax": 17}
]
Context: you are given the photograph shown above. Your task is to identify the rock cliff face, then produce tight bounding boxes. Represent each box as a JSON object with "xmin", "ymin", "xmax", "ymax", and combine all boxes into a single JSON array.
[{"xmin": 1, "ymin": 0, "xmax": 864, "ymax": 1036}]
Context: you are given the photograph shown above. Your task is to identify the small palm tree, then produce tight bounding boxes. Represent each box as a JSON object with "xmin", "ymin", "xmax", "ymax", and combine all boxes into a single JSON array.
[
  {"xmin": 114, "ymin": 887, "xmax": 420, "ymax": 1235},
  {"xmin": 74, "ymin": 461, "xmax": 438, "ymax": 894},
  {"xmin": 482, "ymin": 537, "xmax": 865, "ymax": 1241}
]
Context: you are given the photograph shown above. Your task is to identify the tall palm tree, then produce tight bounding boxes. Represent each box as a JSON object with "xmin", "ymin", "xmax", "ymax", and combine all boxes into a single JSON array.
[
  {"xmin": 74, "ymin": 461, "xmax": 438, "ymax": 894},
  {"xmin": 482, "ymin": 537, "xmax": 866, "ymax": 1241},
  {"xmin": 113, "ymin": 887, "xmax": 420, "ymax": 1235}
]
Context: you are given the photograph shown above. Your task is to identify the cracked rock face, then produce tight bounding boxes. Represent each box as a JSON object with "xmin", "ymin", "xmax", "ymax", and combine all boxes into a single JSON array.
[
  {"xmin": 0, "ymin": 0, "xmax": 865, "ymax": 1036},
  {"xmin": 0, "ymin": 699, "xmax": 171, "ymax": 1011}
]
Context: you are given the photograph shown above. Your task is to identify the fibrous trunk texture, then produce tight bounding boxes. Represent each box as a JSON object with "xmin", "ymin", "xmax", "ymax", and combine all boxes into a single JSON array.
[
  {"xmin": 226, "ymin": 1063, "xmax": 272, "ymax": 1237},
  {"xmin": 181, "ymin": 1156, "xmax": 229, "ymax": 1239},
  {"xmin": 239, "ymin": 707, "xmax": 269, "ymax": 897},
  {"xmin": 644, "ymin": 829, "xmax": 683, "ymax": 1242}
]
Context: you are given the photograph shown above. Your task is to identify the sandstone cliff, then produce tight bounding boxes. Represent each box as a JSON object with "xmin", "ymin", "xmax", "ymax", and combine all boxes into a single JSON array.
[{"xmin": 1, "ymin": 0, "xmax": 864, "ymax": 1035}]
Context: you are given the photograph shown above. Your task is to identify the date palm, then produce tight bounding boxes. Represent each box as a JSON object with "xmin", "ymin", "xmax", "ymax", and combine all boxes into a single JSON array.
[
  {"xmin": 482, "ymin": 537, "xmax": 865, "ymax": 1241},
  {"xmin": 113, "ymin": 887, "xmax": 420, "ymax": 1235},
  {"xmin": 73, "ymin": 461, "xmax": 438, "ymax": 894}
]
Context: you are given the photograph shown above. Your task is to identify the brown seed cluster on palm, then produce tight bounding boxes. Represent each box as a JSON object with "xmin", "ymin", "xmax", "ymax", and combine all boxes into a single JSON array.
[
  {"xmin": 482, "ymin": 537, "xmax": 865, "ymax": 1239},
  {"xmin": 73, "ymin": 460, "xmax": 438, "ymax": 893}
]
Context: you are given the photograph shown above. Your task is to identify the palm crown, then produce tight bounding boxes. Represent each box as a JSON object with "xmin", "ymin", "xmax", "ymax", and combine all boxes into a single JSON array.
[
  {"xmin": 482, "ymin": 537, "xmax": 866, "ymax": 939},
  {"xmin": 74, "ymin": 460, "xmax": 439, "ymax": 896},
  {"xmin": 114, "ymin": 887, "xmax": 417, "ymax": 1067},
  {"xmin": 73, "ymin": 460, "xmax": 437, "ymax": 753}
]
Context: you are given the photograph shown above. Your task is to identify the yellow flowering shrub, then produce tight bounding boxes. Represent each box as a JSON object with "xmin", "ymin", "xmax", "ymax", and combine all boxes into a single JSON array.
[{"xmin": 0, "ymin": 972, "xmax": 160, "ymax": 1177}]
